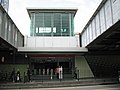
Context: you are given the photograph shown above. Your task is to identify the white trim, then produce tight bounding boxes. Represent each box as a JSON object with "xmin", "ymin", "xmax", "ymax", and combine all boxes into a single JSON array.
[{"xmin": 18, "ymin": 47, "xmax": 88, "ymax": 53}]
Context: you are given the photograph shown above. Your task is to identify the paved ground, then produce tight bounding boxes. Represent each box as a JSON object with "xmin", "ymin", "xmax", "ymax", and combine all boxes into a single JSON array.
[
  {"xmin": 8, "ymin": 84, "xmax": 120, "ymax": 90},
  {"xmin": 0, "ymin": 78, "xmax": 118, "ymax": 89}
]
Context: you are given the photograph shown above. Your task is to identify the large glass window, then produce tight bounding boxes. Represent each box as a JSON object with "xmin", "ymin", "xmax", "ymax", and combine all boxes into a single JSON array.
[{"xmin": 30, "ymin": 12, "xmax": 74, "ymax": 36}]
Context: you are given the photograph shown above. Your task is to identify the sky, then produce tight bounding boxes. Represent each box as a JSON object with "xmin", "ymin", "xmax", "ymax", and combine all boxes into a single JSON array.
[{"xmin": 8, "ymin": 0, "xmax": 102, "ymax": 36}]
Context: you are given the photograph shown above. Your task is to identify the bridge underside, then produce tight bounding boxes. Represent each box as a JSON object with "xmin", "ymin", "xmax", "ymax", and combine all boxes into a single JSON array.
[
  {"xmin": 85, "ymin": 20, "xmax": 120, "ymax": 78},
  {"xmin": 87, "ymin": 20, "xmax": 120, "ymax": 51}
]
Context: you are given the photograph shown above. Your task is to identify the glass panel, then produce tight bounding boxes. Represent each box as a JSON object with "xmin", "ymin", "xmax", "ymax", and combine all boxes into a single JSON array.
[
  {"xmin": 30, "ymin": 13, "xmax": 34, "ymax": 36},
  {"xmin": 53, "ymin": 13, "xmax": 61, "ymax": 36},
  {"xmin": 44, "ymin": 13, "xmax": 52, "ymax": 36},
  {"xmin": 71, "ymin": 14, "xmax": 74, "ymax": 36},
  {"xmin": 62, "ymin": 13, "xmax": 69, "ymax": 36},
  {"xmin": 35, "ymin": 13, "xmax": 44, "ymax": 36}
]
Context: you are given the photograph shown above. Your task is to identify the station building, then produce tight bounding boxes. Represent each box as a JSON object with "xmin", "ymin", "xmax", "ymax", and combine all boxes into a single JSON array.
[
  {"xmin": 0, "ymin": 0, "xmax": 120, "ymax": 82},
  {"xmin": 18, "ymin": 8, "xmax": 93, "ymax": 80}
]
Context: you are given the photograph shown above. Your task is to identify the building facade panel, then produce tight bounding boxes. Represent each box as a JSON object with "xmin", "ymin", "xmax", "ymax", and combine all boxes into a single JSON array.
[
  {"xmin": 44, "ymin": 37, "xmax": 53, "ymax": 47},
  {"xmin": 4, "ymin": 14, "xmax": 8, "ymax": 40},
  {"xmin": 15, "ymin": 29, "xmax": 18, "ymax": 47},
  {"xmin": 86, "ymin": 28, "xmax": 89, "ymax": 45},
  {"xmin": 95, "ymin": 13, "xmax": 101, "ymax": 37},
  {"xmin": 17, "ymin": 31, "xmax": 24, "ymax": 47},
  {"xmin": 8, "ymin": 20, "xmax": 11, "ymax": 43},
  {"xmin": 27, "ymin": 37, "xmax": 36, "ymax": 47},
  {"xmin": 1, "ymin": 12, "xmax": 5, "ymax": 39},
  {"xmin": 12, "ymin": 25, "xmax": 16, "ymax": 46},
  {"xmin": 81, "ymin": 32, "xmax": 84, "ymax": 47},
  {"xmin": 53, "ymin": 37, "xmax": 69, "ymax": 47},
  {"xmin": 89, "ymin": 24, "xmax": 92, "ymax": 43},
  {"xmin": 69, "ymin": 37, "xmax": 78, "ymax": 47},
  {"xmin": 111, "ymin": 0, "xmax": 120, "ymax": 24},
  {"xmin": 0, "ymin": 8, "xmax": 2, "ymax": 36},
  {"xmin": 25, "ymin": 37, "xmax": 79, "ymax": 48},
  {"xmin": 10, "ymin": 23, "xmax": 14, "ymax": 44},
  {"xmin": 99, "ymin": 6, "xmax": 106, "ymax": 34},
  {"xmin": 91, "ymin": 19, "xmax": 96, "ymax": 40},
  {"xmin": 104, "ymin": 0, "xmax": 113, "ymax": 29},
  {"xmin": 36, "ymin": 37, "xmax": 44, "ymax": 47}
]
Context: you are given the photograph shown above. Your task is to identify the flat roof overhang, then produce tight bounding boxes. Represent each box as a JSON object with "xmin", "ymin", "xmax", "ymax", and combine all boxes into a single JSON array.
[
  {"xmin": 27, "ymin": 7, "xmax": 78, "ymax": 17},
  {"xmin": 18, "ymin": 47, "xmax": 88, "ymax": 55}
]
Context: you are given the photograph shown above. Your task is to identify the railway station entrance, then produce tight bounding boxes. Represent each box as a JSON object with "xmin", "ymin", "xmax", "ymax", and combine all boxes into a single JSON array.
[{"xmin": 29, "ymin": 54, "xmax": 75, "ymax": 81}]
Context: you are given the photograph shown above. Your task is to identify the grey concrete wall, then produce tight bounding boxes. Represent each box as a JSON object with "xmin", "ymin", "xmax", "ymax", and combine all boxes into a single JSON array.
[{"xmin": 75, "ymin": 56, "xmax": 94, "ymax": 78}]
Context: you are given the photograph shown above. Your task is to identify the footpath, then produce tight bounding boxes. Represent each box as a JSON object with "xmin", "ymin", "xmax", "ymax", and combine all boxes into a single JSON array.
[{"xmin": 0, "ymin": 78, "xmax": 118, "ymax": 89}]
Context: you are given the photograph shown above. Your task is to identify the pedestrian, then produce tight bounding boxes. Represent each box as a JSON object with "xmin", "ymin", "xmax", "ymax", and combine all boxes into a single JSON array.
[
  {"xmin": 50, "ymin": 68, "xmax": 53, "ymax": 80},
  {"xmin": 27, "ymin": 68, "xmax": 30, "ymax": 82},
  {"xmin": 11, "ymin": 68, "xmax": 15, "ymax": 82},
  {"xmin": 73, "ymin": 67, "xmax": 77, "ymax": 79},
  {"xmin": 55, "ymin": 66, "xmax": 60, "ymax": 79},
  {"xmin": 16, "ymin": 69, "xmax": 21, "ymax": 82}
]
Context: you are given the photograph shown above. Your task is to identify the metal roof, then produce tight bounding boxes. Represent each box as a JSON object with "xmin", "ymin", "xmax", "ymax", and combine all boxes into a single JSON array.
[{"xmin": 27, "ymin": 7, "xmax": 78, "ymax": 17}]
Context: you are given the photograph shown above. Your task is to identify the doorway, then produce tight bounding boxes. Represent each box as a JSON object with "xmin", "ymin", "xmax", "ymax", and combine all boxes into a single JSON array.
[{"xmin": 30, "ymin": 56, "xmax": 74, "ymax": 80}]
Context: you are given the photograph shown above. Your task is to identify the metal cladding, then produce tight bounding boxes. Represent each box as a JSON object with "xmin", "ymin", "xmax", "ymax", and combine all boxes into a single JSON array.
[
  {"xmin": 81, "ymin": 0, "xmax": 120, "ymax": 47},
  {"xmin": 0, "ymin": 0, "xmax": 9, "ymax": 12}
]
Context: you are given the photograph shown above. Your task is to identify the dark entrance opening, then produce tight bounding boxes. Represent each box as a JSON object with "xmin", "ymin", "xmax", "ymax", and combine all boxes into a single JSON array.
[
  {"xmin": 32, "ymin": 62, "xmax": 57, "ymax": 75},
  {"xmin": 30, "ymin": 55, "xmax": 74, "ymax": 81}
]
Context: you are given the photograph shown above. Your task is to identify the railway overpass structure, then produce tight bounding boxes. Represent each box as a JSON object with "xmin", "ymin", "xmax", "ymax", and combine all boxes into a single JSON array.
[{"xmin": 81, "ymin": 0, "xmax": 120, "ymax": 77}]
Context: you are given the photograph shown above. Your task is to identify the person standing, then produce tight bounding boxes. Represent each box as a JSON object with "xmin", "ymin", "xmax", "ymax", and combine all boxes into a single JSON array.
[
  {"xmin": 59, "ymin": 66, "xmax": 63, "ymax": 79},
  {"xmin": 11, "ymin": 68, "xmax": 15, "ymax": 82},
  {"xmin": 27, "ymin": 68, "xmax": 30, "ymax": 82},
  {"xmin": 16, "ymin": 69, "xmax": 20, "ymax": 82},
  {"xmin": 55, "ymin": 66, "xmax": 60, "ymax": 79},
  {"xmin": 50, "ymin": 68, "xmax": 53, "ymax": 80}
]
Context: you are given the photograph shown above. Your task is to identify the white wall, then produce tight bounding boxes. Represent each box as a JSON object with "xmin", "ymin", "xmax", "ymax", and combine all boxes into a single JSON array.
[{"xmin": 25, "ymin": 36, "xmax": 80, "ymax": 47}]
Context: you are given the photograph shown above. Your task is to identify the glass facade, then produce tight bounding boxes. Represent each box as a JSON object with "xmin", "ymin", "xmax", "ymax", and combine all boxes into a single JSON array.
[{"xmin": 30, "ymin": 12, "xmax": 75, "ymax": 36}]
